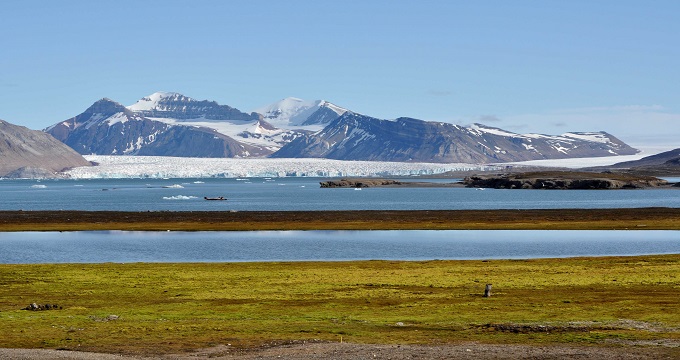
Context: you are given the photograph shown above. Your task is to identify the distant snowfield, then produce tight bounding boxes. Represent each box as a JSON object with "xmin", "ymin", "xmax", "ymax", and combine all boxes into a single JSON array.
[
  {"xmin": 505, "ymin": 145, "xmax": 675, "ymax": 168},
  {"xmin": 69, "ymin": 156, "xmax": 497, "ymax": 179},
  {"xmin": 504, "ymin": 155, "xmax": 643, "ymax": 169}
]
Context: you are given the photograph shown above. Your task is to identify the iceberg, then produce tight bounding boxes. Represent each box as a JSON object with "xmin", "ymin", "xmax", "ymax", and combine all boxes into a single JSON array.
[{"xmin": 162, "ymin": 195, "xmax": 198, "ymax": 200}]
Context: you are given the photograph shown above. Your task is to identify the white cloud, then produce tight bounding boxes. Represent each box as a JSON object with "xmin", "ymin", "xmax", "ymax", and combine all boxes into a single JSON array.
[{"xmin": 478, "ymin": 115, "xmax": 502, "ymax": 123}]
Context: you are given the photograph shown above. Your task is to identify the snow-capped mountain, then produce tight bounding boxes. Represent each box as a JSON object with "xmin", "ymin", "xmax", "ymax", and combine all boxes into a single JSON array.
[
  {"xmin": 128, "ymin": 91, "xmax": 261, "ymax": 121},
  {"xmin": 45, "ymin": 98, "xmax": 272, "ymax": 157},
  {"xmin": 272, "ymin": 113, "xmax": 639, "ymax": 163},
  {"xmin": 1, "ymin": 119, "xmax": 91, "ymax": 178},
  {"xmin": 254, "ymin": 97, "xmax": 348, "ymax": 128},
  {"xmin": 44, "ymin": 92, "xmax": 638, "ymax": 163},
  {"xmin": 127, "ymin": 92, "xmax": 308, "ymax": 152}
]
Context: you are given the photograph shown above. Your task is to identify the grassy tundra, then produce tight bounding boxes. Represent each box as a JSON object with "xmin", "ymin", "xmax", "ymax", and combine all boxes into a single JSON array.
[{"xmin": 1, "ymin": 255, "xmax": 679, "ymax": 355}]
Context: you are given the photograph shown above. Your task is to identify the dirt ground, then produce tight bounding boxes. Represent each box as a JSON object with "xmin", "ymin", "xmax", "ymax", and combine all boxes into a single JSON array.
[{"xmin": 1, "ymin": 342, "xmax": 679, "ymax": 360}]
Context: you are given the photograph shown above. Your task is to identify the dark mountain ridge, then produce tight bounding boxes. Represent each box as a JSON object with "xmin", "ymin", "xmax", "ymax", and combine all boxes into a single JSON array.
[
  {"xmin": 272, "ymin": 112, "xmax": 638, "ymax": 163},
  {"xmin": 129, "ymin": 92, "xmax": 261, "ymax": 121}
]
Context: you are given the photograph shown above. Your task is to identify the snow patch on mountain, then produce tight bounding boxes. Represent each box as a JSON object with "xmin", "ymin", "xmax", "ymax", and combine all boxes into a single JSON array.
[
  {"xmin": 104, "ymin": 112, "xmax": 131, "ymax": 126},
  {"xmin": 469, "ymin": 123, "xmax": 518, "ymax": 137},
  {"xmin": 471, "ymin": 124, "xmax": 616, "ymax": 145},
  {"xmin": 122, "ymin": 92, "xmax": 297, "ymax": 153},
  {"xmin": 470, "ymin": 123, "xmax": 628, "ymax": 154},
  {"xmin": 506, "ymin": 153, "xmax": 651, "ymax": 168},
  {"xmin": 562, "ymin": 132, "xmax": 612, "ymax": 144},
  {"xmin": 127, "ymin": 91, "xmax": 184, "ymax": 111},
  {"xmin": 143, "ymin": 116, "xmax": 303, "ymax": 151}
]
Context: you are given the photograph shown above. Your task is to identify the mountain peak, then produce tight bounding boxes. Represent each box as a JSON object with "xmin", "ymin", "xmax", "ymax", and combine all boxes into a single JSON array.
[
  {"xmin": 86, "ymin": 98, "xmax": 129, "ymax": 114},
  {"xmin": 254, "ymin": 97, "xmax": 348, "ymax": 127},
  {"xmin": 126, "ymin": 92, "xmax": 259, "ymax": 121},
  {"xmin": 152, "ymin": 91, "xmax": 182, "ymax": 97},
  {"xmin": 127, "ymin": 92, "xmax": 192, "ymax": 111}
]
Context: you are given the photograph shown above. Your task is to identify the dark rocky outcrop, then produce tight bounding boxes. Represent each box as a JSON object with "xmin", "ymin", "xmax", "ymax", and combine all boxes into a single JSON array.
[
  {"xmin": 0, "ymin": 119, "xmax": 91, "ymax": 178},
  {"xmin": 320, "ymin": 179, "xmax": 403, "ymax": 188},
  {"xmin": 300, "ymin": 105, "xmax": 344, "ymax": 126},
  {"xmin": 4, "ymin": 166, "xmax": 62, "ymax": 179},
  {"xmin": 463, "ymin": 171, "xmax": 668, "ymax": 189},
  {"xmin": 319, "ymin": 178, "xmax": 461, "ymax": 188},
  {"xmin": 23, "ymin": 303, "xmax": 62, "ymax": 311}
]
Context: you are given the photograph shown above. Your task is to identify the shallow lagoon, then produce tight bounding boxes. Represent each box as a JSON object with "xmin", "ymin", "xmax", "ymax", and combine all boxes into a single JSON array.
[{"xmin": 1, "ymin": 230, "xmax": 678, "ymax": 264}]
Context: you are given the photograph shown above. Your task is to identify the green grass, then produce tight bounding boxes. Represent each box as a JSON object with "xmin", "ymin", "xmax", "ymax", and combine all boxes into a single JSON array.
[{"xmin": 1, "ymin": 255, "xmax": 679, "ymax": 355}]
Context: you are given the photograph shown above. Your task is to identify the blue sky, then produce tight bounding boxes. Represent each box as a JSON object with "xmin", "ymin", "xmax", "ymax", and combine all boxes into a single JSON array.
[{"xmin": 1, "ymin": 0, "xmax": 678, "ymax": 148}]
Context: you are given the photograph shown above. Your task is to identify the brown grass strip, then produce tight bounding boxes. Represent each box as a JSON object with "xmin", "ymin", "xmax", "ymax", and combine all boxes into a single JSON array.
[{"xmin": 0, "ymin": 207, "xmax": 679, "ymax": 231}]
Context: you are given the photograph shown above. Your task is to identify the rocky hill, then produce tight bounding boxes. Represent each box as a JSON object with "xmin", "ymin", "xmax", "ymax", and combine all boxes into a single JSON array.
[
  {"xmin": 609, "ymin": 148, "xmax": 680, "ymax": 168},
  {"xmin": 45, "ymin": 97, "xmax": 275, "ymax": 157},
  {"xmin": 586, "ymin": 148, "xmax": 680, "ymax": 176},
  {"xmin": 0, "ymin": 119, "xmax": 91, "ymax": 178}
]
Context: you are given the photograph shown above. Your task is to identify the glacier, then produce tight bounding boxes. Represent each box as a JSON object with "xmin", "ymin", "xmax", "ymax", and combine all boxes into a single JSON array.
[{"xmin": 66, "ymin": 156, "xmax": 501, "ymax": 179}]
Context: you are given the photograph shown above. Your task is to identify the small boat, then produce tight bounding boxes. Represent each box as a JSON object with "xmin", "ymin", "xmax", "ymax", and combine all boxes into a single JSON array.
[{"xmin": 204, "ymin": 196, "xmax": 227, "ymax": 201}]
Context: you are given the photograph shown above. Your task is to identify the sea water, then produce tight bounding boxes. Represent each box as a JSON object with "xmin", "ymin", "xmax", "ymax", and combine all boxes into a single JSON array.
[{"xmin": 1, "ymin": 178, "xmax": 679, "ymax": 211}]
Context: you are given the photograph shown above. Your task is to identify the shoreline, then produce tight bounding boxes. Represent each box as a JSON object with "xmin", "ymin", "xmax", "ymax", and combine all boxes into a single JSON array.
[{"xmin": 1, "ymin": 208, "xmax": 679, "ymax": 231}]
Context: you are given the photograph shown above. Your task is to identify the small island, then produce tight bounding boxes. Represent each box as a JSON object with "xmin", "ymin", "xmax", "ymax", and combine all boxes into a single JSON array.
[
  {"xmin": 463, "ymin": 171, "xmax": 670, "ymax": 189},
  {"xmin": 319, "ymin": 178, "xmax": 461, "ymax": 188}
]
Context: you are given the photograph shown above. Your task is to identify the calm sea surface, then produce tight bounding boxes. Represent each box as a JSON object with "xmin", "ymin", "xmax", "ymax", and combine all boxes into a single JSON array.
[
  {"xmin": 1, "ymin": 178, "xmax": 679, "ymax": 211},
  {"xmin": 0, "ymin": 230, "xmax": 678, "ymax": 264}
]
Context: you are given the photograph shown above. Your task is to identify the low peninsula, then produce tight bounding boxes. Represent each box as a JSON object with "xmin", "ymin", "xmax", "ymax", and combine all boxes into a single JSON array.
[
  {"xmin": 320, "ymin": 171, "xmax": 676, "ymax": 190},
  {"xmin": 1, "ymin": 208, "xmax": 679, "ymax": 231}
]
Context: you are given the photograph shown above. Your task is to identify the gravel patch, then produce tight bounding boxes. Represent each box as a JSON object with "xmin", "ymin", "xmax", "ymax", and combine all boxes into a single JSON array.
[{"xmin": 2, "ymin": 342, "xmax": 679, "ymax": 360}]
